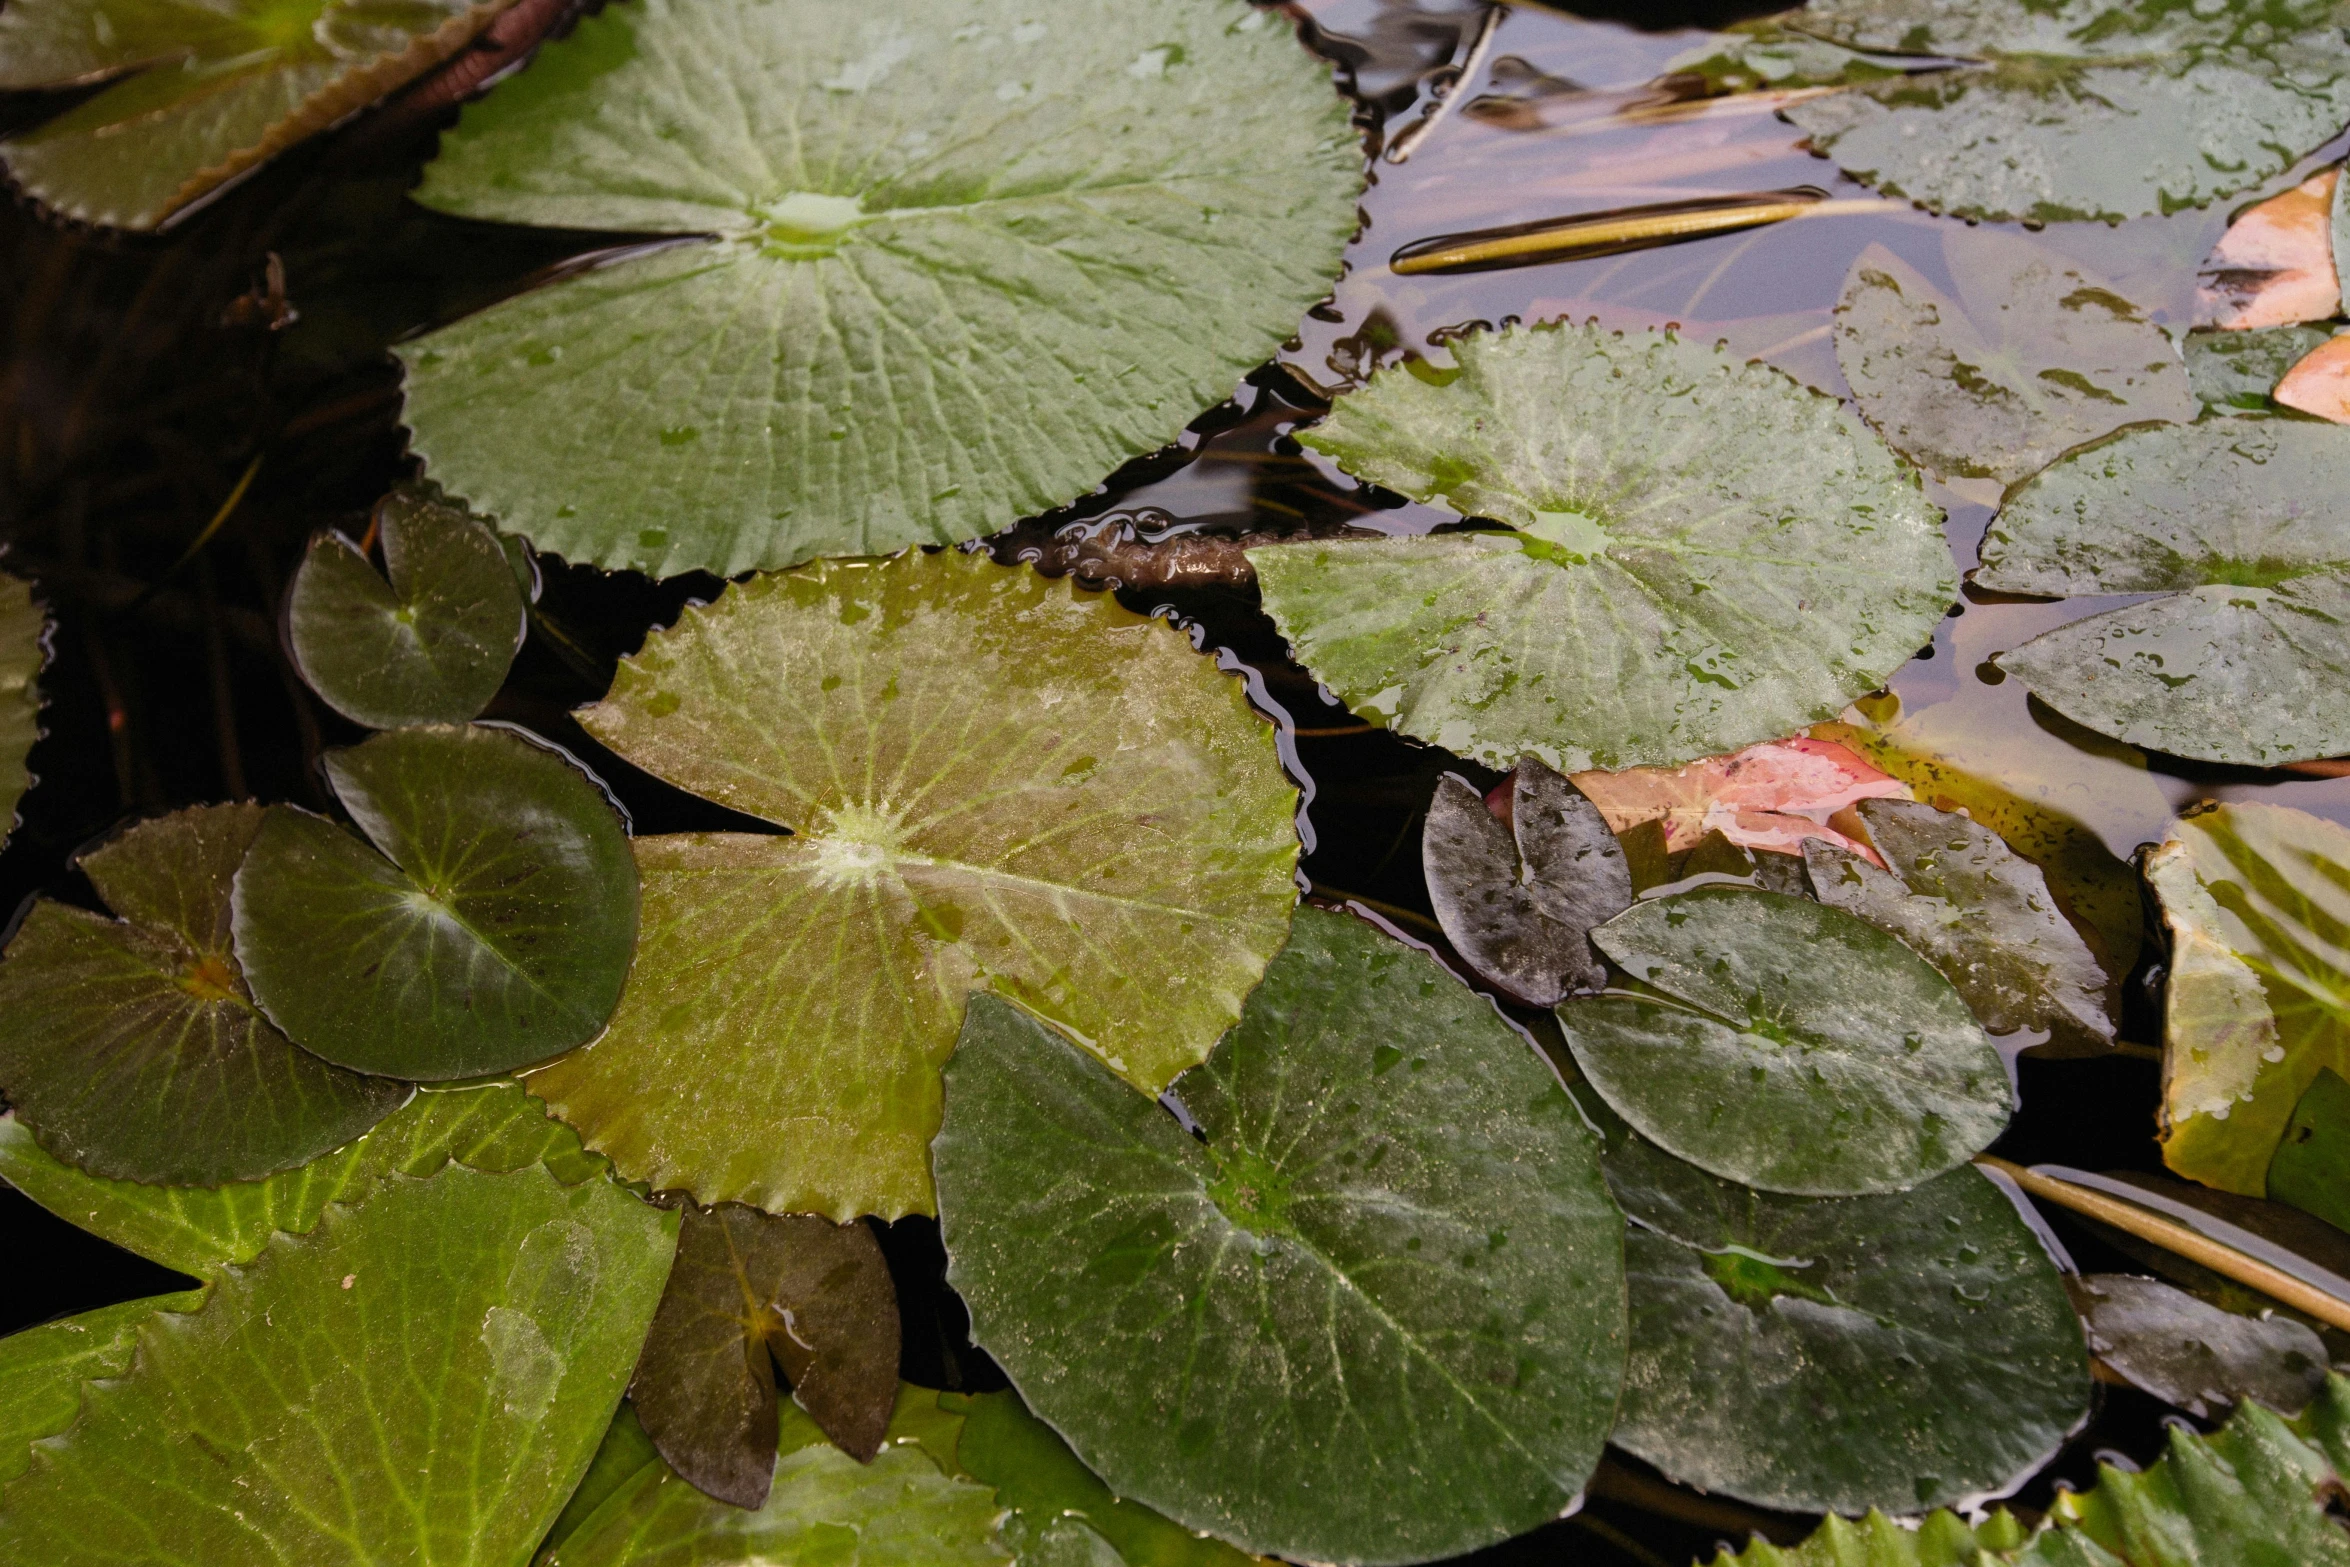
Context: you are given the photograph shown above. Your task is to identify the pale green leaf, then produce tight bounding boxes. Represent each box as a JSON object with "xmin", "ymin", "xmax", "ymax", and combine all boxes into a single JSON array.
[
  {"xmin": 2269, "ymin": 1067, "xmax": 2350, "ymax": 1234},
  {"xmin": 0, "ymin": 572, "xmax": 40, "ymax": 851},
  {"xmin": 535, "ymin": 1402, "xmax": 660, "ymax": 1566},
  {"xmin": 0, "ymin": 1292, "xmax": 205, "ymax": 1485}
]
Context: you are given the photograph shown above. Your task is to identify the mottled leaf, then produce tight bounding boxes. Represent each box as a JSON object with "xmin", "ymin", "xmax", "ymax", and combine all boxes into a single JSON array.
[
  {"xmin": 2072, "ymin": 1273, "xmax": 2328, "ymax": 1420},
  {"xmin": 2184, "ymin": 324, "xmax": 2335, "ymax": 416},
  {"xmin": 1256, "ymin": 322, "xmax": 1954, "ymax": 772},
  {"xmin": 233, "ymin": 722, "xmax": 638, "ymax": 1079},
  {"xmin": 2270, "ymin": 1067, "xmax": 2350, "ymax": 1235},
  {"xmin": 286, "ymin": 485, "xmax": 526, "ymax": 729},
  {"xmin": 526, "ymin": 550, "xmax": 1297, "ymax": 1221},
  {"xmin": 1422, "ymin": 759, "xmax": 1628, "ymax": 1006},
  {"xmin": 630, "ymin": 1203, "xmax": 899, "ymax": 1508},
  {"xmin": 1834, "ymin": 232, "xmax": 2194, "ymax": 489},
  {"xmin": 0, "ymin": 804, "xmax": 409, "ymax": 1184},
  {"xmin": 2194, "ymin": 168, "xmax": 2341, "ymax": 330},
  {"xmin": 934, "ymin": 909, "xmax": 1627, "ymax": 1565},
  {"xmin": 0, "ymin": 1292, "xmax": 204, "ymax": 1484},
  {"xmin": 1570, "ymin": 736, "xmax": 1907, "ymax": 861}
]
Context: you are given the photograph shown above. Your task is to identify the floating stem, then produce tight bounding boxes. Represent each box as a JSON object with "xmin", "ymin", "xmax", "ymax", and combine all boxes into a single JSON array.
[{"xmin": 1391, "ymin": 196, "xmax": 1892, "ymax": 275}]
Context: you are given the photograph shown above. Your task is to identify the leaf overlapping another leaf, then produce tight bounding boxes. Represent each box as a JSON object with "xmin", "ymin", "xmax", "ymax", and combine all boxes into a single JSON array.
[
  {"xmin": 2071, "ymin": 1272, "xmax": 2328, "ymax": 1420},
  {"xmin": 0, "ymin": 571, "xmax": 41, "ymax": 851},
  {"xmin": 2269, "ymin": 1067, "xmax": 2350, "ymax": 1234},
  {"xmin": 0, "ymin": 1292, "xmax": 205, "ymax": 1486}
]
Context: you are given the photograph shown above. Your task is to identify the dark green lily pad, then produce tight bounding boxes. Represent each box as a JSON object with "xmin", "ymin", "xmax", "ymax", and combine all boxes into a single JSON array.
[
  {"xmin": 2270, "ymin": 1068, "xmax": 2350, "ymax": 1235},
  {"xmin": 0, "ymin": 804, "xmax": 410, "ymax": 1184},
  {"xmin": 934, "ymin": 908, "xmax": 1627, "ymax": 1566},
  {"xmin": 1562, "ymin": 885, "xmax": 2010, "ymax": 1196},
  {"xmin": 286, "ymin": 485, "xmax": 526, "ymax": 729},
  {"xmin": 397, "ymin": 0, "xmax": 1359, "ymax": 578},
  {"xmin": 233, "ymin": 723, "xmax": 638, "ymax": 1080},
  {"xmin": 1423, "ymin": 758, "xmax": 1630, "ymax": 1006},
  {"xmin": 1834, "ymin": 232, "xmax": 2194, "ymax": 489},
  {"xmin": 2072, "ymin": 1272, "xmax": 2328, "ymax": 1419},
  {"xmin": 0, "ymin": 572, "xmax": 43, "ymax": 851},
  {"xmin": 0, "ymin": 1291, "xmax": 205, "ymax": 1484},
  {"xmin": 1255, "ymin": 322, "xmax": 1955, "ymax": 772},
  {"xmin": 630, "ymin": 1203, "xmax": 900, "ymax": 1508},
  {"xmin": 1979, "ymin": 420, "xmax": 2350, "ymax": 766},
  {"xmin": 1806, "ymin": 797, "xmax": 2116, "ymax": 1055},
  {"xmin": 2185, "ymin": 326, "xmax": 2337, "ymax": 416},
  {"xmin": 1778, "ymin": 0, "xmax": 2350, "ymax": 223},
  {"xmin": 1596, "ymin": 1104, "xmax": 2090, "ymax": 1516}
]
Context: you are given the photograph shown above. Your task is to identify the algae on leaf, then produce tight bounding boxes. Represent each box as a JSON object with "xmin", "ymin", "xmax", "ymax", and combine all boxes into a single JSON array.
[
  {"xmin": 2184, "ymin": 325, "xmax": 2335, "ymax": 416},
  {"xmin": 397, "ymin": 0, "xmax": 1359, "ymax": 577},
  {"xmin": 1258, "ymin": 323, "xmax": 1955, "ymax": 772},
  {"xmin": 0, "ymin": 572, "xmax": 43, "ymax": 851},
  {"xmin": 933, "ymin": 909, "xmax": 1627, "ymax": 1566},
  {"xmin": 0, "ymin": 0, "xmax": 520, "ymax": 230},
  {"xmin": 527, "ymin": 550, "xmax": 1297, "ymax": 1221}
]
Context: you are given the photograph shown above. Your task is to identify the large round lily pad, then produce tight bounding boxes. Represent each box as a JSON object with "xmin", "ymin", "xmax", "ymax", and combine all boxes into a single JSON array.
[
  {"xmin": 0, "ymin": 572, "xmax": 44, "ymax": 852},
  {"xmin": 1979, "ymin": 419, "xmax": 2350, "ymax": 767},
  {"xmin": 1561, "ymin": 885, "xmax": 2010, "ymax": 1196},
  {"xmin": 0, "ymin": 804, "xmax": 410, "ymax": 1185},
  {"xmin": 1254, "ymin": 322, "xmax": 1955, "ymax": 772},
  {"xmin": 397, "ymin": 0, "xmax": 1359, "ymax": 577},
  {"xmin": 232, "ymin": 723, "xmax": 639, "ymax": 1080},
  {"xmin": 527, "ymin": 550, "xmax": 1298, "ymax": 1221},
  {"xmin": 934, "ymin": 908, "xmax": 1627, "ymax": 1566}
]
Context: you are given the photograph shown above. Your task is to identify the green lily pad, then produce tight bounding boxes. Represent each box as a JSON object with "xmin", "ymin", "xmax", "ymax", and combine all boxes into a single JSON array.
[
  {"xmin": 2271, "ymin": 1068, "xmax": 2350, "ymax": 1235},
  {"xmin": 525, "ymin": 550, "xmax": 1297, "ymax": 1221},
  {"xmin": 0, "ymin": 1158, "xmax": 677, "ymax": 1565},
  {"xmin": 395, "ymin": 0, "xmax": 1358, "ymax": 578},
  {"xmin": 629, "ymin": 1202, "xmax": 900, "ymax": 1507},
  {"xmin": 1777, "ymin": 0, "xmax": 2350, "ymax": 223},
  {"xmin": 286, "ymin": 485, "xmax": 526, "ymax": 729},
  {"xmin": 1834, "ymin": 233, "xmax": 2194, "ymax": 490},
  {"xmin": 1596, "ymin": 1109, "xmax": 2089, "ymax": 1516},
  {"xmin": 2147, "ymin": 802, "xmax": 2350, "ymax": 1195},
  {"xmin": 1562, "ymin": 885, "xmax": 2010, "ymax": 1196},
  {"xmin": 1980, "ymin": 418, "xmax": 2350, "ymax": 766},
  {"xmin": 539, "ymin": 1401, "xmax": 663, "ymax": 1564},
  {"xmin": 233, "ymin": 722, "xmax": 638, "ymax": 1080},
  {"xmin": 2185, "ymin": 326, "xmax": 2337, "ymax": 416},
  {"xmin": 933, "ymin": 908, "xmax": 1627, "ymax": 1565},
  {"xmin": 0, "ymin": 804, "xmax": 411, "ymax": 1184},
  {"xmin": 1805, "ymin": 797, "xmax": 2115, "ymax": 1054},
  {"xmin": 2072, "ymin": 1273, "xmax": 2328, "ymax": 1420},
  {"xmin": 1256, "ymin": 322, "xmax": 1955, "ymax": 772},
  {"xmin": 0, "ymin": 0, "xmax": 519, "ymax": 230},
  {"xmin": 1703, "ymin": 1510, "xmax": 2040, "ymax": 1567},
  {"xmin": 0, "ymin": 572, "xmax": 41, "ymax": 850},
  {"xmin": 0, "ymin": 1292, "xmax": 205, "ymax": 1485}
]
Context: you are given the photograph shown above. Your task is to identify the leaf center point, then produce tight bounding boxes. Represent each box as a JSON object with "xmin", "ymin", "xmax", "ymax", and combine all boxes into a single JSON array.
[
  {"xmin": 808, "ymin": 801, "xmax": 907, "ymax": 887},
  {"xmin": 755, "ymin": 191, "xmax": 871, "ymax": 258},
  {"xmin": 1515, "ymin": 507, "xmax": 1612, "ymax": 565},
  {"xmin": 1205, "ymin": 1145, "xmax": 1298, "ymax": 1240},
  {"xmin": 176, "ymin": 951, "xmax": 240, "ymax": 1004}
]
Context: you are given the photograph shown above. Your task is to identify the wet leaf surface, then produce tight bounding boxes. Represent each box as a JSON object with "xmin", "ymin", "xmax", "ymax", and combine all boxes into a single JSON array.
[
  {"xmin": 2183, "ymin": 324, "xmax": 2335, "ymax": 416},
  {"xmin": 1564, "ymin": 885, "xmax": 2010, "ymax": 1195},
  {"xmin": 1980, "ymin": 418, "xmax": 2350, "ymax": 766},
  {"xmin": 933, "ymin": 908, "xmax": 1627, "ymax": 1565},
  {"xmin": 2071, "ymin": 1273, "xmax": 2328, "ymax": 1420},
  {"xmin": 1834, "ymin": 230, "xmax": 2194, "ymax": 489},
  {"xmin": 398, "ymin": 0, "xmax": 1358, "ymax": 577},
  {"xmin": 1256, "ymin": 322, "xmax": 1955, "ymax": 772},
  {"xmin": 1805, "ymin": 797, "xmax": 2116, "ymax": 1054},
  {"xmin": 527, "ymin": 550, "xmax": 1297, "ymax": 1221},
  {"xmin": 2268, "ymin": 1067, "xmax": 2350, "ymax": 1236},
  {"xmin": 286, "ymin": 485, "xmax": 526, "ymax": 730},
  {"xmin": 1422, "ymin": 758, "xmax": 1629, "ymax": 1006},
  {"xmin": 0, "ymin": 804, "xmax": 410, "ymax": 1184},
  {"xmin": 0, "ymin": 1292, "xmax": 205, "ymax": 1485},
  {"xmin": 0, "ymin": 0, "xmax": 519, "ymax": 229},
  {"xmin": 233, "ymin": 723, "xmax": 638, "ymax": 1080},
  {"xmin": 630, "ymin": 1203, "xmax": 900, "ymax": 1508},
  {"xmin": 2193, "ymin": 168, "xmax": 2341, "ymax": 330},
  {"xmin": 1570, "ymin": 736, "xmax": 1907, "ymax": 861},
  {"xmin": 0, "ymin": 572, "xmax": 40, "ymax": 852},
  {"xmin": 0, "ymin": 1158, "xmax": 677, "ymax": 1567}
]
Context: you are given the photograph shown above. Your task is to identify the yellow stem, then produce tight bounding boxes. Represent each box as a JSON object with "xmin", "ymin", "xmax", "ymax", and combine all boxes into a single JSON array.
[{"xmin": 1390, "ymin": 198, "xmax": 1892, "ymax": 276}]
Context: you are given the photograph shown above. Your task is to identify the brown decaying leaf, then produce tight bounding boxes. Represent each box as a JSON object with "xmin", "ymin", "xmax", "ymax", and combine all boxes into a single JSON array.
[
  {"xmin": 628, "ymin": 1202, "xmax": 900, "ymax": 1509},
  {"xmin": 2193, "ymin": 169, "xmax": 2342, "ymax": 331},
  {"xmin": 2276, "ymin": 332, "xmax": 2350, "ymax": 423},
  {"xmin": 1540, "ymin": 737, "xmax": 1907, "ymax": 864}
]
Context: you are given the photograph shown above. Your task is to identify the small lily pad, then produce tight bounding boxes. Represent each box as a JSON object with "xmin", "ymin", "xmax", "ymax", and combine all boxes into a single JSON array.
[
  {"xmin": 233, "ymin": 722, "xmax": 638, "ymax": 1080},
  {"xmin": 630, "ymin": 1202, "xmax": 900, "ymax": 1508},
  {"xmin": 286, "ymin": 485, "xmax": 526, "ymax": 729},
  {"xmin": 1834, "ymin": 232, "xmax": 2195, "ymax": 489},
  {"xmin": 526, "ymin": 550, "xmax": 1298, "ymax": 1221},
  {"xmin": 2185, "ymin": 325, "xmax": 2336, "ymax": 416},
  {"xmin": 0, "ymin": 804, "xmax": 411, "ymax": 1185},
  {"xmin": 1255, "ymin": 322, "xmax": 1955, "ymax": 772},
  {"xmin": 2270, "ymin": 1068, "xmax": 2350, "ymax": 1235},
  {"xmin": 0, "ymin": 572, "xmax": 44, "ymax": 851},
  {"xmin": 1979, "ymin": 419, "xmax": 2350, "ymax": 767},
  {"xmin": 1562, "ymin": 885, "xmax": 2010, "ymax": 1196},
  {"xmin": 2073, "ymin": 1273, "xmax": 2328, "ymax": 1419},
  {"xmin": 0, "ymin": 1292, "xmax": 205, "ymax": 1484},
  {"xmin": 934, "ymin": 908, "xmax": 1627, "ymax": 1565},
  {"xmin": 1805, "ymin": 797, "xmax": 2116, "ymax": 1054},
  {"xmin": 1422, "ymin": 758, "xmax": 1630, "ymax": 1006}
]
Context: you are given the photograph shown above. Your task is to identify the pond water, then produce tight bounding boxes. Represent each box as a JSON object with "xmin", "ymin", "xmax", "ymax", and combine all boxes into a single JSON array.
[{"xmin": 0, "ymin": 1, "xmax": 2344, "ymax": 1561}]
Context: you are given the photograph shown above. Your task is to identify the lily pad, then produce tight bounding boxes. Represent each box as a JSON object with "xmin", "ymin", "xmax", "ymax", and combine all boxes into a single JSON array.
[
  {"xmin": 525, "ymin": 550, "xmax": 1297, "ymax": 1221},
  {"xmin": 2184, "ymin": 325, "xmax": 2335, "ymax": 416},
  {"xmin": 2147, "ymin": 803, "xmax": 2350, "ymax": 1195},
  {"xmin": 1422, "ymin": 758, "xmax": 1629, "ymax": 1006},
  {"xmin": 539, "ymin": 1401, "xmax": 663, "ymax": 1563},
  {"xmin": 1777, "ymin": 0, "xmax": 2350, "ymax": 223},
  {"xmin": 933, "ymin": 908, "xmax": 1627, "ymax": 1566},
  {"xmin": 0, "ymin": 0, "xmax": 520, "ymax": 230},
  {"xmin": 0, "ymin": 1158, "xmax": 677, "ymax": 1565},
  {"xmin": 630, "ymin": 1202, "xmax": 900, "ymax": 1508},
  {"xmin": 0, "ymin": 1292, "xmax": 205, "ymax": 1485},
  {"xmin": 286, "ymin": 485, "xmax": 526, "ymax": 729},
  {"xmin": 1562, "ymin": 885, "xmax": 2010, "ymax": 1196},
  {"xmin": 2072, "ymin": 1273, "xmax": 2328, "ymax": 1420},
  {"xmin": 1833, "ymin": 233, "xmax": 2195, "ymax": 490},
  {"xmin": 1596, "ymin": 1108, "xmax": 2089, "ymax": 1516},
  {"xmin": 1805, "ymin": 797, "xmax": 2116, "ymax": 1054},
  {"xmin": 0, "ymin": 572, "xmax": 43, "ymax": 850},
  {"xmin": 396, "ymin": 0, "xmax": 1359, "ymax": 578},
  {"xmin": 233, "ymin": 722, "xmax": 638, "ymax": 1080},
  {"xmin": 2270, "ymin": 1068, "xmax": 2350, "ymax": 1235},
  {"xmin": 0, "ymin": 804, "xmax": 410, "ymax": 1184},
  {"xmin": 1979, "ymin": 419, "xmax": 2350, "ymax": 767},
  {"xmin": 1255, "ymin": 322, "xmax": 1955, "ymax": 772}
]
